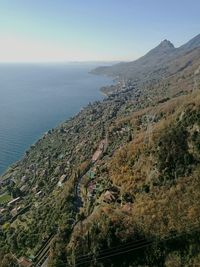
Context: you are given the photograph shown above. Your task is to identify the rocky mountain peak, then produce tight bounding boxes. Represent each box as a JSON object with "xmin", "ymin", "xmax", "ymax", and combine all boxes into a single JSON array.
[
  {"xmin": 160, "ymin": 39, "xmax": 174, "ymax": 48},
  {"xmin": 145, "ymin": 39, "xmax": 175, "ymax": 58}
]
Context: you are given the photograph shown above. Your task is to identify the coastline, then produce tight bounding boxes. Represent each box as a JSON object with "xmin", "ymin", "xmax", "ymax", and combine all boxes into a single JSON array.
[{"xmin": 0, "ymin": 68, "xmax": 114, "ymax": 181}]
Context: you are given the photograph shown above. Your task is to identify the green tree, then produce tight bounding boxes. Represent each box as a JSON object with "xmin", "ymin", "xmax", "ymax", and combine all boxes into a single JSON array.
[{"xmin": 0, "ymin": 254, "xmax": 19, "ymax": 267}]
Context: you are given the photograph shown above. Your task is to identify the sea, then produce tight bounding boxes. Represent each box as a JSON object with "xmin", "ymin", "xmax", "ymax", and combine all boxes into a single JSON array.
[{"xmin": 0, "ymin": 63, "xmax": 113, "ymax": 175}]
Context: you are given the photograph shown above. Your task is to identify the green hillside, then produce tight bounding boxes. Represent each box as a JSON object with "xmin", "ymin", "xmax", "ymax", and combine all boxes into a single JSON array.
[{"xmin": 0, "ymin": 34, "xmax": 200, "ymax": 267}]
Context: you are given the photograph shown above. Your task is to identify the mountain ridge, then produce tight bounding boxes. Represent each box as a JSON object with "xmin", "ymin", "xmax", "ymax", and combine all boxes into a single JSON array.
[
  {"xmin": 178, "ymin": 33, "xmax": 200, "ymax": 52},
  {"xmin": 92, "ymin": 33, "xmax": 200, "ymax": 88}
]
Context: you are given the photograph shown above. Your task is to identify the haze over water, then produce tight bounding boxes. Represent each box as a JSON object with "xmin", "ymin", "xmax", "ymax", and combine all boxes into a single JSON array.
[{"xmin": 0, "ymin": 63, "xmax": 112, "ymax": 175}]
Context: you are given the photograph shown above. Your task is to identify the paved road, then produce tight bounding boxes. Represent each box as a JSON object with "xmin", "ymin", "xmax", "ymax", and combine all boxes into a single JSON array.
[
  {"xmin": 41, "ymin": 257, "xmax": 49, "ymax": 267},
  {"xmin": 36, "ymin": 138, "xmax": 108, "ymax": 266}
]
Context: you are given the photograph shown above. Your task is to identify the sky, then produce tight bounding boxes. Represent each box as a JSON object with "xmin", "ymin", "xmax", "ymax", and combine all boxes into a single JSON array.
[{"xmin": 0, "ymin": 0, "xmax": 199, "ymax": 62}]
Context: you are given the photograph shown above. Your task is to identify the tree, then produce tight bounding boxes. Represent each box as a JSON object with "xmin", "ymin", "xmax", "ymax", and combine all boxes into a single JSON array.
[{"xmin": 0, "ymin": 254, "xmax": 19, "ymax": 267}]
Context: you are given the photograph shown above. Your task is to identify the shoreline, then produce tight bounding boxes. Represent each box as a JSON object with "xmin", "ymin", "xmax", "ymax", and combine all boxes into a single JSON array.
[{"xmin": 0, "ymin": 72, "xmax": 116, "ymax": 178}]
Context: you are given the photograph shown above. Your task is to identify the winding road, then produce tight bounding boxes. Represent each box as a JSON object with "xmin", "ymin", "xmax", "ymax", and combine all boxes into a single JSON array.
[{"xmin": 35, "ymin": 138, "xmax": 108, "ymax": 267}]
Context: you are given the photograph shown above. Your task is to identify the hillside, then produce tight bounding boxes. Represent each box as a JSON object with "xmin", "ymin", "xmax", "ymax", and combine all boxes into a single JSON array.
[
  {"xmin": 67, "ymin": 91, "xmax": 200, "ymax": 267},
  {"xmin": 92, "ymin": 34, "xmax": 200, "ymax": 95},
  {"xmin": 0, "ymin": 34, "xmax": 200, "ymax": 267}
]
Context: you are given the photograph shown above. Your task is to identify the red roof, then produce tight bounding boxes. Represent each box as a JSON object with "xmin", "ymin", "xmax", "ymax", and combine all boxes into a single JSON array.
[{"xmin": 18, "ymin": 257, "xmax": 33, "ymax": 267}]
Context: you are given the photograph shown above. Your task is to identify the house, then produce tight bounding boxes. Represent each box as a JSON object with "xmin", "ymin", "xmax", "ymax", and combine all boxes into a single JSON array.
[
  {"xmin": 35, "ymin": 191, "xmax": 43, "ymax": 198},
  {"xmin": 0, "ymin": 208, "xmax": 6, "ymax": 219},
  {"xmin": 122, "ymin": 203, "xmax": 132, "ymax": 213},
  {"xmin": 11, "ymin": 207, "xmax": 17, "ymax": 216},
  {"xmin": 21, "ymin": 176, "xmax": 28, "ymax": 183},
  {"xmin": 51, "ymin": 177, "xmax": 56, "ymax": 182},
  {"xmin": 0, "ymin": 208, "xmax": 6, "ymax": 214},
  {"xmin": 0, "ymin": 177, "xmax": 12, "ymax": 187},
  {"xmin": 18, "ymin": 257, "xmax": 33, "ymax": 267},
  {"xmin": 10, "ymin": 207, "xmax": 21, "ymax": 217},
  {"xmin": 11, "ymin": 206, "xmax": 21, "ymax": 217},
  {"xmin": 87, "ymin": 181, "xmax": 96, "ymax": 193},
  {"xmin": 103, "ymin": 191, "xmax": 116, "ymax": 203},
  {"xmin": 32, "ymin": 185, "xmax": 38, "ymax": 193},
  {"xmin": 57, "ymin": 174, "xmax": 67, "ymax": 187},
  {"xmin": 92, "ymin": 140, "xmax": 106, "ymax": 162},
  {"xmin": 20, "ymin": 184, "xmax": 29, "ymax": 193},
  {"xmin": 87, "ymin": 181, "xmax": 96, "ymax": 199},
  {"xmin": 8, "ymin": 197, "xmax": 20, "ymax": 207}
]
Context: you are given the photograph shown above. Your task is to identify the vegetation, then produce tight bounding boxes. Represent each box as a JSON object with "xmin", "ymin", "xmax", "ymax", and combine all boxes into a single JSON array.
[
  {"xmin": 0, "ymin": 193, "xmax": 11, "ymax": 205},
  {"xmin": 0, "ymin": 35, "xmax": 200, "ymax": 266}
]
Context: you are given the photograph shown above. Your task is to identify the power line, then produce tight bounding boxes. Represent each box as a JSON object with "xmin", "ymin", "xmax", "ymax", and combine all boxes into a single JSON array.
[
  {"xmin": 76, "ymin": 240, "xmax": 152, "ymax": 264},
  {"xmin": 68, "ymin": 222, "xmax": 200, "ymax": 267},
  {"xmin": 75, "ymin": 240, "xmax": 151, "ymax": 266},
  {"xmin": 74, "ymin": 226, "xmax": 199, "ymax": 266},
  {"xmin": 76, "ymin": 237, "xmax": 147, "ymax": 260}
]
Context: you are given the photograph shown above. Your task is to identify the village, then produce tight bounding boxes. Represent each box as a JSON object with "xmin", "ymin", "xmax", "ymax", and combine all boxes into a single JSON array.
[{"xmin": 0, "ymin": 77, "xmax": 149, "ymax": 266}]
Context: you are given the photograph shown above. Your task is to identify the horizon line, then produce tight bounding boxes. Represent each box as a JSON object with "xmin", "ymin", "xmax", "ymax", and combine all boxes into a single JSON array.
[{"xmin": 0, "ymin": 60, "xmax": 127, "ymax": 64}]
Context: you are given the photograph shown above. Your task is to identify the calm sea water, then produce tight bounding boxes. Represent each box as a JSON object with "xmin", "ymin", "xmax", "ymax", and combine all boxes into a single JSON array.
[{"xmin": 0, "ymin": 63, "xmax": 112, "ymax": 175}]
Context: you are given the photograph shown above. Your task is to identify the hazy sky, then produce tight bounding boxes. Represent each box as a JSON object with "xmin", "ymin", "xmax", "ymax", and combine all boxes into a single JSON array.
[{"xmin": 0, "ymin": 0, "xmax": 199, "ymax": 62}]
